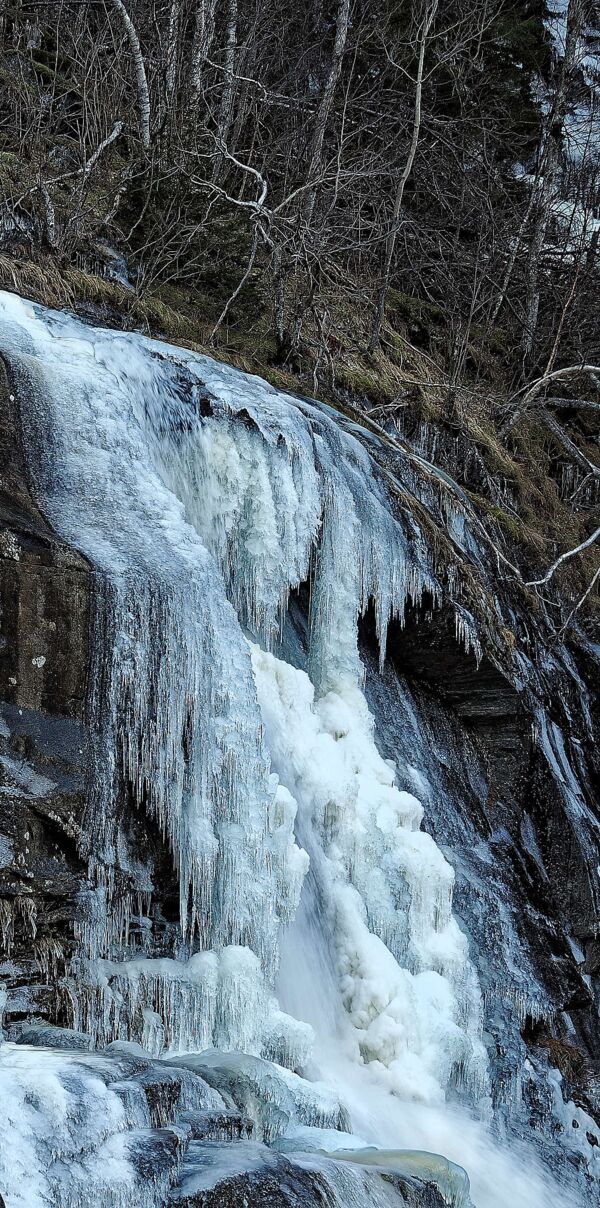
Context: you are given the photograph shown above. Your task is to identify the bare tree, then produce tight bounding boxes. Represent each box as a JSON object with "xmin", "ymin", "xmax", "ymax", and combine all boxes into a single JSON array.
[
  {"xmin": 165, "ymin": 0, "xmax": 181, "ymax": 102},
  {"xmin": 521, "ymin": 0, "xmax": 587, "ymax": 363},
  {"xmin": 212, "ymin": 0, "xmax": 239, "ymax": 180},
  {"xmin": 190, "ymin": 0, "xmax": 218, "ymax": 103}
]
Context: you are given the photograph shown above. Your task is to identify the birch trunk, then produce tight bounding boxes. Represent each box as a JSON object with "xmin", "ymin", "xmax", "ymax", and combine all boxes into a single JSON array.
[
  {"xmin": 109, "ymin": 0, "xmax": 151, "ymax": 150},
  {"xmin": 521, "ymin": 0, "xmax": 585, "ymax": 361},
  {"xmin": 190, "ymin": 0, "xmax": 218, "ymax": 99},
  {"xmin": 212, "ymin": 0, "xmax": 238, "ymax": 180},
  {"xmin": 166, "ymin": 0, "xmax": 181, "ymax": 101}
]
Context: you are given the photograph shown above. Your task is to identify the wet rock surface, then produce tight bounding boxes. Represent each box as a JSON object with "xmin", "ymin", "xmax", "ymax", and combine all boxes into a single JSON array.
[
  {"xmin": 0, "ymin": 359, "xmax": 181, "ymax": 1032},
  {"xmin": 168, "ymin": 1139, "xmax": 448, "ymax": 1208},
  {"xmin": 361, "ymin": 615, "xmax": 600, "ymax": 1126},
  {"xmin": 0, "ymin": 356, "xmax": 91, "ymax": 1028}
]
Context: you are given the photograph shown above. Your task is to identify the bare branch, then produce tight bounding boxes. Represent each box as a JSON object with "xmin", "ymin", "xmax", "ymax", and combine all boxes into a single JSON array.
[
  {"xmin": 501, "ymin": 365, "xmax": 600, "ymax": 435},
  {"xmin": 540, "ymin": 411, "xmax": 600, "ymax": 480},
  {"xmin": 210, "ymin": 224, "xmax": 259, "ymax": 341},
  {"xmin": 82, "ymin": 120, "xmax": 124, "ymax": 179},
  {"xmin": 526, "ymin": 526, "xmax": 600, "ymax": 587}
]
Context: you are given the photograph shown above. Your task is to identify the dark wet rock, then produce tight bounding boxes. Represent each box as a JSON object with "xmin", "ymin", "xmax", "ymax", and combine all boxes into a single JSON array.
[
  {"xmin": 0, "ymin": 355, "xmax": 92, "ymax": 1027},
  {"xmin": 177, "ymin": 1109, "xmax": 254, "ymax": 1142},
  {"xmin": 137, "ymin": 1067, "xmax": 188, "ymax": 1127},
  {"xmin": 358, "ymin": 599, "xmax": 600, "ymax": 1126},
  {"xmin": 167, "ymin": 1140, "xmax": 446, "ymax": 1207},
  {"xmin": 15, "ymin": 1022, "xmax": 94, "ymax": 1049},
  {"xmin": 168, "ymin": 1141, "xmax": 332, "ymax": 1207},
  {"xmin": 381, "ymin": 1174, "xmax": 447, "ymax": 1208},
  {"xmin": 165, "ymin": 1053, "xmax": 295, "ymax": 1143},
  {"xmin": 0, "ymin": 355, "xmax": 183, "ymax": 1027},
  {"xmin": 134, "ymin": 1065, "xmax": 225, "ymax": 1128},
  {"xmin": 127, "ymin": 1126, "xmax": 185, "ymax": 1185}
]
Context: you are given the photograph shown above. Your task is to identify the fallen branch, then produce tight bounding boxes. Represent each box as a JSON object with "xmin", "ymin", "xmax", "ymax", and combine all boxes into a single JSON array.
[
  {"xmin": 540, "ymin": 411, "xmax": 600, "ymax": 479},
  {"xmin": 500, "ymin": 364, "xmax": 600, "ymax": 435},
  {"xmin": 526, "ymin": 526, "xmax": 600, "ymax": 587},
  {"xmin": 545, "ymin": 397, "xmax": 600, "ymax": 411}
]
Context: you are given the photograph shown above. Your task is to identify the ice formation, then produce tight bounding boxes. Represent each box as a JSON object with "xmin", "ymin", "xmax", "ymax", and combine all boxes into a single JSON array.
[
  {"xmin": 0, "ymin": 290, "xmax": 593, "ymax": 1208},
  {"xmin": 0, "ymin": 290, "xmax": 464, "ymax": 1076},
  {"xmin": 252, "ymin": 644, "xmax": 487, "ymax": 1104}
]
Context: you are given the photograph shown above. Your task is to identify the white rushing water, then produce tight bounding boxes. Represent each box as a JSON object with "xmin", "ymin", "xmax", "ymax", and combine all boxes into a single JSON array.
[{"xmin": 0, "ymin": 291, "xmax": 592, "ymax": 1207}]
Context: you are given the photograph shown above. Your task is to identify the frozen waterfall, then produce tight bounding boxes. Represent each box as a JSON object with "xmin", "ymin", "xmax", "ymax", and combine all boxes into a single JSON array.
[{"xmin": 0, "ymin": 291, "xmax": 593, "ymax": 1208}]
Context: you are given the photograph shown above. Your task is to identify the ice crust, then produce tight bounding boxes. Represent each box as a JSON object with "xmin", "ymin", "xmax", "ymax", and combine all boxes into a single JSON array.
[
  {"xmin": 0, "ymin": 1044, "xmax": 160, "ymax": 1208},
  {"xmin": 164, "ymin": 1050, "xmax": 350, "ymax": 1143}
]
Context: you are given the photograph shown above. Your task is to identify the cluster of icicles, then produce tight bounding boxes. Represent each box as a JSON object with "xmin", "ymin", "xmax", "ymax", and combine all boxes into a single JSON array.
[{"xmin": 0, "ymin": 291, "xmax": 487, "ymax": 1106}]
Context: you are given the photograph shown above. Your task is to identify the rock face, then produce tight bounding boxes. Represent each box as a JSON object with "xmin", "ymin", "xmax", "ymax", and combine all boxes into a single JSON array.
[
  {"xmin": 362, "ymin": 604, "xmax": 600, "ymax": 1125},
  {"xmin": 0, "ymin": 358, "xmax": 183, "ymax": 1032},
  {"xmin": 169, "ymin": 1141, "xmax": 447, "ymax": 1208},
  {"xmin": 0, "ymin": 356, "xmax": 91, "ymax": 1027}
]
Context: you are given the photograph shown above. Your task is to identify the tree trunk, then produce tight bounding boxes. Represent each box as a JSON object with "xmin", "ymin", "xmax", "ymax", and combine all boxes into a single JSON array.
[
  {"xmin": 212, "ymin": 0, "xmax": 239, "ymax": 180},
  {"xmin": 302, "ymin": 0, "xmax": 350, "ymax": 225},
  {"xmin": 369, "ymin": 0, "xmax": 438, "ymax": 352},
  {"xmin": 166, "ymin": 0, "xmax": 181, "ymax": 101},
  {"xmin": 521, "ymin": 0, "xmax": 585, "ymax": 362},
  {"xmin": 190, "ymin": 0, "xmax": 218, "ymax": 100},
  {"xmin": 109, "ymin": 0, "xmax": 151, "ymax": 150}
]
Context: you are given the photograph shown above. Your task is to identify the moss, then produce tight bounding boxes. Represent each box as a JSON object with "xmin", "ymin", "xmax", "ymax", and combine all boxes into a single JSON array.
[
  {"xmin": 471, "ymin": 495, "xmax": 537, "ymax": 547},
  {"xmin": 0, "ymin": 63, "xmax": 35, "ymax": 103},
  {"xmin": 136, "ymin": 296, "xmax": 197, "ymax": 344},
  {"xmin": 469, "ymin": 321, "xmax": 511, "ymax": 358},
  {"xmin": 30, "ymin": 59, "xmax": 78, "ymax": 95},
  {"xmin": 335, "ymin": 364, "xmax": 398, "ymax": 406},
  {"xmin": 386, "ymin": 287, "xmax": 444, "ymax": 326}
]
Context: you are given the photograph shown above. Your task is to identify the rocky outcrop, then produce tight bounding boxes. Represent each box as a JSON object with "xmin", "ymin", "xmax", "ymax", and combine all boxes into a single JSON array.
[
  {"xmin": 0, "ymin": 357, "xmax": 185, "ymax": 1031},
  {"xmin": 169, "ymin": 1141, "xmax": 447, "ymax": 1208},
  {"xmin": 361, "ymin": 600, "xmax": 600, "ymax": 1129},
  {"xmin": 0, "ymin": 1031, "xmax": 449, "ymax": 1207},
  {"xmin": 0, "ymin": 355, "xmax": 91, "ymax": 1027}
]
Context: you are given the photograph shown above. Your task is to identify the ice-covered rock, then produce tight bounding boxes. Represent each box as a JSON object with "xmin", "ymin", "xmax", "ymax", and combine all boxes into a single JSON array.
[{"xmin": 164, "ymin": 1051, "xmax": 349, "ymax": 1143}]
